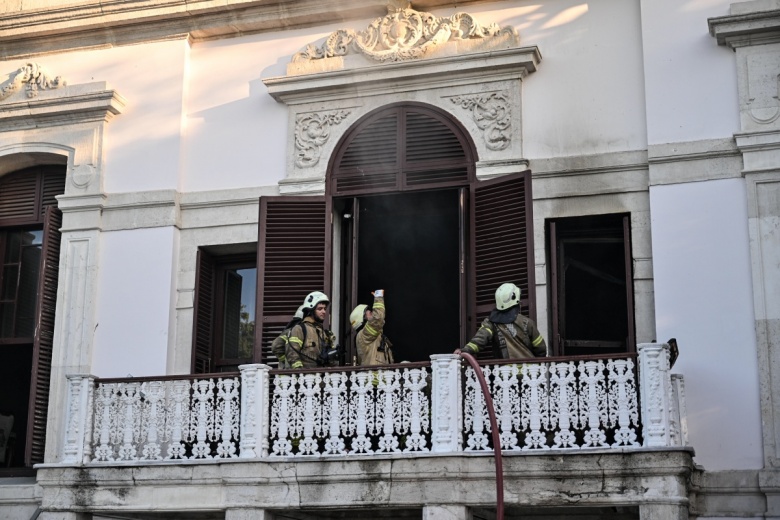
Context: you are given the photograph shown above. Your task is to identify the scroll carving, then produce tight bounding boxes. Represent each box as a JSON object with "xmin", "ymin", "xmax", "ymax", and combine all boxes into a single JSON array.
[
  {"xmin": 295, "ymin": 110, "xmax": 350, "ymax": 168},
  {"xmin": 450, "ymin": 92, "xmax": 511, "ymax": 151},
  {"xmin": 0, "ymin": 63, "xmax": 65, "ymax": 102},
  {"xmin": 293, "ymin": 1, "xmax": 515, "ymax": 63}
]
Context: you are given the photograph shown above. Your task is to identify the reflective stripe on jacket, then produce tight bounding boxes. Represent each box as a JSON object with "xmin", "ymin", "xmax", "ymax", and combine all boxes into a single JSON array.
[
  {"xmin": 357, "ymin": 295, "xmax": 394, "ymax": 366},
  {"xmin": 464, "ymin": 313, "xmax": 547, "ymax": 359},
  {"xmin": 287, "ymin": 316, "xmax": 337, "ymax": 369}
]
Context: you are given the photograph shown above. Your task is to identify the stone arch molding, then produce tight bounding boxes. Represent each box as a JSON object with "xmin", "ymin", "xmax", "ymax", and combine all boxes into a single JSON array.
[
  {"xmin": 0, "ymin": 62, "xmax": 126, "ymax": 196},
  {"xmin": 263, "ymin": 1, "xmax": 541, "ymax": 195}
]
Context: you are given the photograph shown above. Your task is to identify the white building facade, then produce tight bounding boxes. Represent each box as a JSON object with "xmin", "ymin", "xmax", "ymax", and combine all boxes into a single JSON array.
[{"xmin": 0, "ymin": 0, "xmax": 777, "ymax": 518}]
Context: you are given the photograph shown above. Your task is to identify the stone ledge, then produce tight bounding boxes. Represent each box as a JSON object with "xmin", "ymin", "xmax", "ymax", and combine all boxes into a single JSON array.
[
  {"xmin": 0, "ymin": 0, "xmax": 489, "ymax": 60},
  {"xmin": 264, "ymin": 46, "xmax": 541, "ymax": 105},
  {"xmin": 709, "ymin": 4, "xmax": 780, "ymax": 47},
  {"xmin": 0, "ymin": 82, "xmax": 125, "ymax": 132},
  {"xmin": 34, "ymin": 450, "xmax": 695, "ymax": 513}
]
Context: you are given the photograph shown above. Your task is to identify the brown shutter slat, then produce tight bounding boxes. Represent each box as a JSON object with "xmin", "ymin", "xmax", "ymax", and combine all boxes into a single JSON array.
[
  {"xmin": 25, "ymin": 205, "xmax": 62, "ymax": 466},
  {"xmin": 0, "ymin": 166, "xmax": 65, "ymax": 226},
  {"xmin": 192, "ymin": 249, "xmax": 215, "ymax": 374},
  {"xmin": 470, "ymin": 170, "xmax": 536, "ymax": 332},
  {"xmin": 256, "ymin": 196, "xmax": 331, "ymax": 364},
  {"xmin": 40, "ymin": 168, "xmax": 66, "ymax": 218},
  {"xmin": 0, "ymin": 173, "xmax": 38, "ymax": 223},
  {"xmin": 330, "ymin": 104, "xmax": 475, "ymax": 195}
]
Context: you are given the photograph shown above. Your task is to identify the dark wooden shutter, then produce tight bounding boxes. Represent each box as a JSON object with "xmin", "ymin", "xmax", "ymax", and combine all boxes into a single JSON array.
[
  {"xmin": 549, "ymin": 220, "xmax": 562, "ymax": 355},
  {"xmin": 25, "ymin": 205, "xmax": 62, "ymax": 466},
  {"xmin": 256, "ymin": 196, "xmax": 331, "ymax": 364},
  {"xmin": 470, "ymin": 171, "xmax": 536, "ymax": 341},
  {"xmin": 191, "ymin": 249, "xmax": 215, "ymax": 373},
  {"xmin": 331, "ymin": 104, "xmax": 473, "ymax": 196},
  {"xmin": 623, "ymin": 216, "xmax": 636, "ymax": 352}
]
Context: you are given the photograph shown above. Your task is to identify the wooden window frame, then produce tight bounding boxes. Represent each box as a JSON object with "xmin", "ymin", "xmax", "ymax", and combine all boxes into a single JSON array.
[
  {"xmin": 548, "ymin": 213, "xmax": 636, "ymax": 357},
  {"xmin": 0, "ymin": 165, "xmax": 65, "ymax": 473}
]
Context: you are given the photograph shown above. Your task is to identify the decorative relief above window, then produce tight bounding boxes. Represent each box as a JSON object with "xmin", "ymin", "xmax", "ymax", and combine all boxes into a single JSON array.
[
  {"xmin": 0, "ymin": 63, "xmax": 65, "ymax": 102},
  {"xmin": 292, "ymin": 0, "xmax": 515, "ymax": 63},
  {"xmin": 449, "ymin": 92, "xmax": 511, "ymax": 151},
  {"xmin": 295, "ymin": 110, "xmax": 351, "ymax": 168}
]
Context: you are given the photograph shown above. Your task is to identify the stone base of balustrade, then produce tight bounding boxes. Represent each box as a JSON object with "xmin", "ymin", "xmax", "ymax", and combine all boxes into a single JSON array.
[{"xmin": 32, "ymin": 449, "xmax": 695, "ymax": 518}]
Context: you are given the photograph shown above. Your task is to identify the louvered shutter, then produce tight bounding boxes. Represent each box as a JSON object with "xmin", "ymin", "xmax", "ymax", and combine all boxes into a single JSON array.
[
  {"xmin": 330, "ymin": 105, "xmax": 473, "ymax": 195},
  {"xmin": 470, "ymin": 170, "xmax": 536, "ymax": 352},
  {"xmin": 25, "ymin": 205, "xmax": 62, "ymax": 466},
  {"xmin": 191, "ymin": 249, "xmax": 215, "ymax": 373},
  {"xmin": 256, "ymin": 196, "xmax": 331, "ymax": 365}
]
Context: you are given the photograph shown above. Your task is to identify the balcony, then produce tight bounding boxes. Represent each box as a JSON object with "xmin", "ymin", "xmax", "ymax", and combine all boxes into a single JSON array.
[{"xmin": 35, "ymin": 343, "xmax": 692, "ymax": 519}]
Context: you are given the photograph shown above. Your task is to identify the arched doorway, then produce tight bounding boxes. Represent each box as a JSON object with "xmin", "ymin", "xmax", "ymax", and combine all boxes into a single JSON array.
[
  {"xmin": 253, "ymin": 103, "xmax": 536, "ymax": 366},
  {"xmin": 329, "ymin": 103, "xmax": 475, "ymax": 362}
]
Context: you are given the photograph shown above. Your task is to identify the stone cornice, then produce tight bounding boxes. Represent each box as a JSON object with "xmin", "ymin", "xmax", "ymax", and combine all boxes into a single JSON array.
[
  {"xmin": 709, "ymin": 8, "xmax": 780, "ymax": 47},
  {"xmin": 264, "ymin": 46, "xmax": 541, "ymax": 105},
  {"xmin": 0, "ymin": 82, "xmax": 126, "ymax": 132},
  {"xmin": 0, "ymin": 0, "xmax": 487, "ymax": 60}
]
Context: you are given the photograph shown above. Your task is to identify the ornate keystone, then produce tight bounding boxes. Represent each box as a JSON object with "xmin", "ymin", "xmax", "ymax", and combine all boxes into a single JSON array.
[
  {"xmin": 293, "ymin": 1, "xmax": 515, "ymax": 63},
  {"xmin": 0, "ymin": 63, "xmax": 65, "ymax": 102}
]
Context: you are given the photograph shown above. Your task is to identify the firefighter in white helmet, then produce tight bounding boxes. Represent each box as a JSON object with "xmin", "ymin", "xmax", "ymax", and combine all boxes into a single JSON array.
[
  {"xmin": 271, "ymin": 304, "xmax": 305, "ymax": 368},
  {"xmin": 287, "ymin": 291, "xmax": 338, "ymax": 369},
  {"xmin": 456, "ymin": 283, "xmax": 547, "ymax": 359},
  {"xmin": 350, "ymin": 289, "xmax": 393, "ymax": 366}
]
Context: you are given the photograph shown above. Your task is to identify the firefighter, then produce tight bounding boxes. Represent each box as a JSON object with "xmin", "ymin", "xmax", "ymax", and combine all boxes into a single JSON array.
[
  {"xmin": 350, "ymin": 289, "xmax": 393, "ymax": 366},
  {"xmin": 287, "ymin": 291, "xmax": 338, "ymax": 369},
  {"xmin": 456, "ymin": 283, "xmax": 547, "ymax": 359},
  {"xmin": 271, "ymin": 305, "xmax": 304, "ymax": 368}
]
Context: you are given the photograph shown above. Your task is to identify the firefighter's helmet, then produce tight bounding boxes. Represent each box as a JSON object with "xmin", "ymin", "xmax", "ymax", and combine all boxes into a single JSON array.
[
  {"xmin": 350, "ymin": 304, "xmax": 368, "ymax": 330},
  {"xmin": 302, "ymin": 291, "xmax": 329, "ymax": 310},
  {"xmin": 294, "ymin": 305, "xmax": 305, "ymax": 320},
  {"xmin": 495, "ymin": 283, "xmax": 521, "ymax": 311}
]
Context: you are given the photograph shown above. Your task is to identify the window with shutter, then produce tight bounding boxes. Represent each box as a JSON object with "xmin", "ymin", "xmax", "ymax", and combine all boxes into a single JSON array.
[
  {"xmin": 470, "ymin": 170, "xmax": 536, "ymax": 332},
  {"xmin": 328, "ymin": 103, "xmax": 536, "ymax": 362},
  {"xmin": 191, "ymin": 250, "xmax": 257, "ymax": 374},
  {"xmin": 256, "ymin": 196, "xmax": 331, "ymax": 366},
  {"xmin": 0, "ymin": 165, "xmax": 65, "ymax": 473}
]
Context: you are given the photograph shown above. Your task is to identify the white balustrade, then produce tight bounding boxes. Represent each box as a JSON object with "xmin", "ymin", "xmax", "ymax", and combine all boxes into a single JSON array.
[
  {"xmin": 268, "ymin": 366, "xmax": 431, "ymax": 456},
  {"xmin": 89, "ymin": 375, "xmax": 241, "ymax": 462},
  {"xmin": 61, "ymin": 345, "xmax": 686, "ymax": 465},
  {"xmin": 463, "ymin": 355, "xmax": 646, "ymax": 451}
]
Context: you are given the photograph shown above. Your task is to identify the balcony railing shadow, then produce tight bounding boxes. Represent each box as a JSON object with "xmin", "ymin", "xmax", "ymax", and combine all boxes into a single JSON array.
[{"xmin": 58, "ymin": 343, "xmax": 687, "ymax": 465}]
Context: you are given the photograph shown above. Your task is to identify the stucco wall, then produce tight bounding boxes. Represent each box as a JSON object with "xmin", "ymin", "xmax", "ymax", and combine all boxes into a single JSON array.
[
  {"xmin": 640, "ymin": 0, "xmax": 740, "ymax": 144},
  {"xmin": 651, "ymin": 178, "xmax": 763, "ymax": 470}
]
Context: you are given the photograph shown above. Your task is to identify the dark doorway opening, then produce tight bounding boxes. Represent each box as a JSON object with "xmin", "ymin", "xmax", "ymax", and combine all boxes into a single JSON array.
[
  {"xmin": 341, "ymin": 189, "xmax": 463, "ymax": 363},
  {"xmin": 548, "ymin": 213, "xmax": 635, "ymax": 356}
]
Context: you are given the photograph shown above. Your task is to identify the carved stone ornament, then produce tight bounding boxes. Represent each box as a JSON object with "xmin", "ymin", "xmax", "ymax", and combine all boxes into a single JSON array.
[
  {"xmin": 0, "ymin": 63, "xmax": 66, "ymax": 102},
  {"xmin": 292, "ymin": 0, "xmax": 515, "ymax": 63},
  {"xmin": 450, "ymin": 92, "xmax": 511, "ymax": 151},
  {"xmin": 295, "ymin": 110, "xmax": 350, "ymax": 168}
]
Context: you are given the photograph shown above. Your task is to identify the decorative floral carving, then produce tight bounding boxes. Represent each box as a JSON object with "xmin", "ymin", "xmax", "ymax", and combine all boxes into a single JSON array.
[
  {"xmin": 450, "ymin": 92, "xmax": 511, "ymax": 151},
  {"xmin": 293, "ymin": 1, "xmax": 514, "ymax": 63},
  {"xmin": 0, "ymin": 63, "xmax": 65, "ymax": 102},
  {"xmin": 295, "ymin": 110, "xmax": 350, "ymax": 168}
]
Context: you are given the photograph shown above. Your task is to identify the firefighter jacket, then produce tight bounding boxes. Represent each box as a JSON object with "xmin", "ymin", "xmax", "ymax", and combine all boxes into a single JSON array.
[
  {"xmin": 287, "ymin": 316, "xmax": 337, "ymax": 369},
  {"xmin": 356, "ymin": 295, "xmax": 394, "ymax": 366},
  {"xmin": 463, "ymin": 311, "xmax": 547, "ymax": 359},
  {"xmin": 271, "ymin": 318, "xmax": 301, "ymax": 368}
]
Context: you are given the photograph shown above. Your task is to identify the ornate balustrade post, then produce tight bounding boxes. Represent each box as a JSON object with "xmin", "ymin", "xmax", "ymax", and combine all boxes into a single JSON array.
[
  {"xmin": 430, "ymin": 354, "xmax": 462, "ymax": 453},
  {"xmin": 239, "ymin": 364, "xmax": 271, "ymax": 458},
  {"xmin": 638, "ymin": 342, "xmax": 674, "ymax": 447},
  {"xmin": 62, "ymin": 374, "xmax": 96, "ymax": 464}
]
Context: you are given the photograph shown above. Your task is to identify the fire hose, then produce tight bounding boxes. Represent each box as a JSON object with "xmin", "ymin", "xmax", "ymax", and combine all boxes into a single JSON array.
[{"xmin": 457, "ymin": 351, "xmax": 504, "ymax": 520}]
